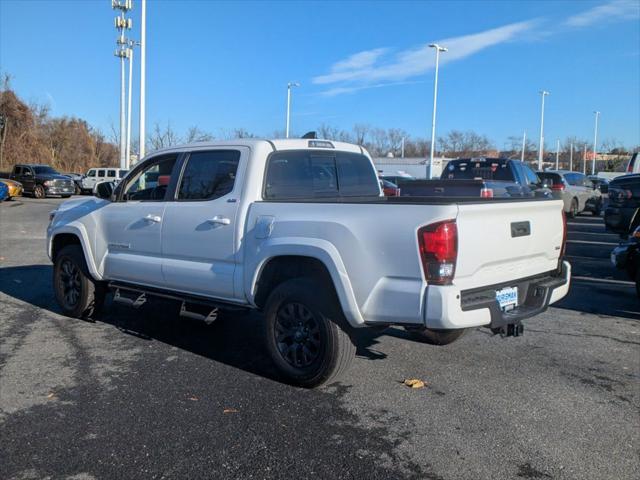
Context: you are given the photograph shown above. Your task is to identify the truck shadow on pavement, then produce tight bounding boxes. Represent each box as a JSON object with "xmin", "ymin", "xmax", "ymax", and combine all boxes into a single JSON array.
[{"xmin": 0, "ymin": 264, "xmax": 417, "ymax": 382}]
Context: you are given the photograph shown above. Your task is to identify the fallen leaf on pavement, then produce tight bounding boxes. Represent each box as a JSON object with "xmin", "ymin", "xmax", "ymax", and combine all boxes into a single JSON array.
[
  {"xmin": 47, "ymin": 392, "xmax": 56, "ymax": 399},
  {"xmin": 223, "ymin": 408, "xmax": 239, "ymax": 414},
  {"xmin": 403, "ymin": 378, "xmax": 426, "ymax": 389},
  {"xmin": 188, "ymin": 396, "xmax": 199, "ymax": 401}
]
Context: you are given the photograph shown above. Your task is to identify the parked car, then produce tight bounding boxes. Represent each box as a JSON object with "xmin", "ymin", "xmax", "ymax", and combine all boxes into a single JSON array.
[
  {"xmin": 9, "ymin": 164, "xmax": 75, "ymax": 198},
  {"xmin": 64, "ymin": 172, "xmax": 85, "ymax": 195},
  {"xmin": 47, "ymin": 139, "xmax": 570, "ymax": 388},
  {"xmin": 80, "ymin": 167, "xmax": 128, "ymax": 194},
  {"xmin": 379, "ymin": 178, "xmax": 400, "ymax": 196},
  {"xmin": 381, "ymin": 174, "xmax": 417, "ymax": 186},
  {"xmin": 0, "ymin": 181, "xmax": 8, "ymax": 201},
  {"xmin": 605, "ymin": 174, "xmax": 640, "ymax": 236},
  {"xmin": 401, "ymin": 158, "xmax": 550, "ymax": 198},
  {"xmin": 625, "ymin": 152, "xmax": 639, "ymax": 174},
  {"xmin": 537, "ymin": 170, "xmax": 601, "ymax": 217},
  {"xmin": 0, "ymin": 178, "xmax": 24, "ymax": 199},
  {"xmin": 611, "ymin": 226, "xmax": 640, "ymax": 297},
  {"xmin": 588, "ymin": 176, "xmax": 609, "ymax": 194}
]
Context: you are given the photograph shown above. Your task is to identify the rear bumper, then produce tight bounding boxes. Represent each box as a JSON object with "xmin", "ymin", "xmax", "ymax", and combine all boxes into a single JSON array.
[{"xmin": 424, "ymin": 261, "xmax": 571, "ymax": 330}]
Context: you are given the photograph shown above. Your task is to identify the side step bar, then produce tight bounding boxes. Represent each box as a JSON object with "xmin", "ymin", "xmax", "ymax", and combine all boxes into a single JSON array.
[{"xmin": 107, "ymin": 282, "xmax": 249, "ymax": 323}]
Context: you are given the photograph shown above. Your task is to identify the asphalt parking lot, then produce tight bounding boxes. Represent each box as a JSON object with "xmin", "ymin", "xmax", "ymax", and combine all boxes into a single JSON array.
[{"xmin": 1, "ymin": 196, "xmax": 638, "ymax": 480}]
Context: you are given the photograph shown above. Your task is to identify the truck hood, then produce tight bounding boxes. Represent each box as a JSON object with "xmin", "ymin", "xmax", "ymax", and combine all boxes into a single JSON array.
[
  {"xmin": 37, "ymin": 173, "xmax": 74, "ymax": 182},
  {"xmin": 54, "ymin": 196, "xmax": 109, "ymax": 216}
]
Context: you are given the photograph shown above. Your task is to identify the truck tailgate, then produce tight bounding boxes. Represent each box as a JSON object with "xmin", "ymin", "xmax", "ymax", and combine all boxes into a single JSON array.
[{"xmin": 454, "ymin": 199, "xmax": 564, "ymax": 289}]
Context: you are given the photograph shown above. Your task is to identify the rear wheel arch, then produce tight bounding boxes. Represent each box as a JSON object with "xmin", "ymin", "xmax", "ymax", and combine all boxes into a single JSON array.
[{"xmin": 254, "ymin": 256, "xmax": 340, "ymax": 311}]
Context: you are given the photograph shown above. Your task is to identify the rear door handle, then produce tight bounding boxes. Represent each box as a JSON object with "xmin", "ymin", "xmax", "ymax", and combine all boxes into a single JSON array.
[
  {"xmin": 144, "ymin": 214, "xmax": 162, "ymax": 223},
  {"xmin": 207, "ymin": 216, "xmax": 231, "ymax": 225}
]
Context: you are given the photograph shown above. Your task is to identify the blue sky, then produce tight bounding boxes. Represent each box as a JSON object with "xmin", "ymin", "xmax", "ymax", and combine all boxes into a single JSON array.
[{"xmin": 1, "ymin": 0, "xmax": 639, "ymax": 149}]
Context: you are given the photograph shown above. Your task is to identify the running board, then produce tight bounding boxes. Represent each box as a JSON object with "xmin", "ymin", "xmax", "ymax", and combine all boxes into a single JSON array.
[
  {"xmin": 179, "ymin": 302, "xmax": 218, "ymax": 325},
  {"xmin": 113, "ymin": 288, "xmax": 147, "ymax": 308}
]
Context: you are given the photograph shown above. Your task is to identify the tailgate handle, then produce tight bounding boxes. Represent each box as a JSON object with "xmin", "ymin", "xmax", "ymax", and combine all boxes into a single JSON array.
[{"xmin": 511, "ymin": 221, "xmax": 531, "ymax": 238}]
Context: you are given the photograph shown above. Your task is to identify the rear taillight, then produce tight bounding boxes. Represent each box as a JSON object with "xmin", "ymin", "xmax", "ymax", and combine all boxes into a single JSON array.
[
  {"xmin": 418, "ymin": 220, "xmax": 457, "ymax": 285},
  {"xmin": 480, "ymin": 187, "xmax": 493, "ymax": 198},
  {"xmin": 551, "ymin": 184, "xmax": 565, "ymax": 191}
]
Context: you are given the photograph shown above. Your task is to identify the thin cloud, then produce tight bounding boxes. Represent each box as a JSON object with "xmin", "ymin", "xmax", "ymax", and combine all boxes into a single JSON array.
[
  {"xmin": 565, "ymin": 0, "xmax": 639, "ymax": 27},
  {"xmin": 319, "ymin": 80, "xmax": 425, "ymax": 97},
  {"xmin": 312, "ymin": 20, "xmax": 535, "ymax": 88}
]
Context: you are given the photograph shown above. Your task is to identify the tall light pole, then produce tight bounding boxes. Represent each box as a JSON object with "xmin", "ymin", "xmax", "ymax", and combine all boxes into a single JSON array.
[
  {"xmin": 521, "ymin": 131, "xmax": 526, "ymax": 162},
  {"xmin": 583, "ymin": 144, "xmax": 587, "ymax": 174},
  {"xmin": 428, "ymin": 43, "xmax": 447, "ymax": 179},
  {"xmin": 139, "ymin": 0, "xmax": 146, "ymax": 160},
  {"xmin": 285, "ymin": 82, "xmax": 300, "ymax": 139},
  {"xmin": 569, "ymin": 142, "xmax": 574, "ymax": 171},
  {"xmin": 126, "ymin": 42, "xmax": 139, "ymax": 169},
  {"xmin": 555, "ymin": 139, "xmax": 560, "ymax": 170},
  {"xmin": 113, "ymin": 0, "xmax": 132, "ymax": 170},
  {"xmin": 538, "ymin": 90, "xmax": 549, "ymax": 170},
  {"xmin": 592, "ymin": 111, "xmax": 600, "ymax": 175}
]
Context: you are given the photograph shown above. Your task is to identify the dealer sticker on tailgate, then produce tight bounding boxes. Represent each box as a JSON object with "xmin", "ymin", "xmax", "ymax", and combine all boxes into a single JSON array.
[{"xmin": 496, "ymin": 286, "xmax": 518, "ymax": 311}]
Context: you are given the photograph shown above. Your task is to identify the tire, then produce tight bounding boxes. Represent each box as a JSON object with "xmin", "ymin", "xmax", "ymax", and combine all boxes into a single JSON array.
[
  {"xmin": 263, "ymin": 277, "xmax": 356, "ymax": 388},
  {"xmin": 53, "ymin": 245, "xmax": 105, "ymax": 319},
  {"xmin": 61, "ymin": 195, "xmax": 71, "ymax": 198},
  {"xmin": 567, "ymin": 198, "xmax": 579, "ymax": 218},
  {"xmin": 74, "ymin": 184, "xmax": 81, "ymax": 195},
  {"xmin": 33, "ymin": 185, "xmax": 45, "ymax": 199},
  {"xmin": 635, "ymin": 269, "xmax": 640, "ymax": 299},
  {"xmin": 592, "ymin": 200, "xmax": 602, "ymax": 217},
  {"xmin": 404, "ymin": 327, "xmax": 466, "ymax": 346}
]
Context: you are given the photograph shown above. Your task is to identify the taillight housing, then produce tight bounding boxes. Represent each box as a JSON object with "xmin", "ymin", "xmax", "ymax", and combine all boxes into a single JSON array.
[
  {"xmin": 551, "ymin": 183, "xmax": 565, "ymax": 191},
  {"xmin": 418, "ymin": 220, "xmax": 457, "ymax": 285},
  {"xmin": 480, "ymin": 187, "xmax": 493, "ymax": 198}
]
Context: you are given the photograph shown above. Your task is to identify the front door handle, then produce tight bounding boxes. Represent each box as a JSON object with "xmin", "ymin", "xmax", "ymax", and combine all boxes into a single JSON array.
[
  {"xmin": 207, "ymin": 216, "xmax": 231, "ymax": 226},
  {"xmin": 144, "ymin": 214, "xmax": 162, "ymax": 223}
]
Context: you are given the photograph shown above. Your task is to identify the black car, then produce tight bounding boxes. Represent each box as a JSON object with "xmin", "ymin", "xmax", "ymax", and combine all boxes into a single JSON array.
[
  {"xmin": 9, "ymin": 164, "xmax": 75, "ymax": 198},
  {"xmin": 588, "ymin": 176, "xmax": 609, "ymax": 194},
  {"xmin": 604, "ymin": 174, "xmax": 640, "ymax": 236},
  {"xmin": 611, "ymin": 227, "xmax": 640, "ymax": 297}
]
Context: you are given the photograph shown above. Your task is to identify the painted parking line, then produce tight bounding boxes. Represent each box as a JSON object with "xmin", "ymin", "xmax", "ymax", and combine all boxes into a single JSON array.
[
  {"xmin": 566, "ymin": 239, "xmax": 618, "ymax": 246},
  {"xmin": 571, "ymin": 275, "xmax": 635, "ymax": 287}
]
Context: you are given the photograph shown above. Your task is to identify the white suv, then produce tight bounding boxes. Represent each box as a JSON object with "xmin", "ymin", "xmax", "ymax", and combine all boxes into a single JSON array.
[{"xmin": 81, "ymin": 168, "xmax": 128, "ymax": 194}]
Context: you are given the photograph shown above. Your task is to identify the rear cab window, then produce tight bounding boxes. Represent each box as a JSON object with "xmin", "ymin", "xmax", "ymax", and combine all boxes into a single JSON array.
[
  {"xmin": 263, "ymin": 150, "xmax": 380, "ymax": 200},
  {"xmin": 442, "ymin": 158, "xmax": 515, "ymax": 181}
]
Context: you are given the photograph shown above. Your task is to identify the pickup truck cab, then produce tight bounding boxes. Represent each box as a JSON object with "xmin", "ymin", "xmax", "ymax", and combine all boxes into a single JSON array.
[{"xmin": 47, "ymin": 139, "xmax": 571, "ymax": 387}]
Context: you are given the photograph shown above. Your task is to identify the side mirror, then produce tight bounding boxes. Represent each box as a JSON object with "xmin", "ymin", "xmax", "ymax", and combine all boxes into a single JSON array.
[{"xmin": 95, "ymin": 181, "xmax": 115, "ymax": 200}]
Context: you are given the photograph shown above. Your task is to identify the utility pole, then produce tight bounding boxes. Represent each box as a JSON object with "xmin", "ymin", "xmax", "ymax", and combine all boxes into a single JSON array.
[
  {"xmin": 555, "ymin": 139, "xmax": 560, "ymax": 170},
  {"xmin": 521, "ymin": 131, "xmax": 526, "ymax": 162},
  {"xmin": 583, "ymin": 144, "xmax": 587, "ymax": 174},
  {"xmin": 113, "ymin": 0, "xmax": 132, "ymax": 170},
  {"xmin": 569, "ymin": 142, "xmax": 573, "ymax": 171},
  {"xmin": 139, "ymin": 0, "xmax": 146, "ymax": 160},
  {"xmin": 401, "ymin": 137, "xmax": 405, "ymax": 158},
  {"xmin": 428, "ymin": 43, "xmax": 447, "ymax": 179},
  {"xmin": 538, "ymin": 90, "xmax": 549, "ymax": 170},
  {"xmin": 285, "ymin": 82, "xmax": 300, "ymax": 139},
  {"xmin": 592, "ymin": 111, "xmax": 600, "ymax": 176}
]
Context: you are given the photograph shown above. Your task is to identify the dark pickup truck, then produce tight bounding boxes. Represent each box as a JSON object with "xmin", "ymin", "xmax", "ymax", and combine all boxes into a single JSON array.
[
  {"xmin": 399, "ymin": 158, "xmax": 551, "ymax": 198},
  {"xmin": 9, "ymin": 164, "xmax": 75, "ymax": 199},
  {"xmin": 605, "ymin": 173, "xmax": 640, "ymax": 235}
]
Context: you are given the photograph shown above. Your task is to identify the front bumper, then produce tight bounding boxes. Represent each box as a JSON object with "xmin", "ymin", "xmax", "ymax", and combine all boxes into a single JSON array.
[
  {"xmin": 424, "ymin": 261, "xmax": 571, "ymax": 330},
  {"xmin": 45, "ymin": 185, "xmax": 75, "ymax": 196}
]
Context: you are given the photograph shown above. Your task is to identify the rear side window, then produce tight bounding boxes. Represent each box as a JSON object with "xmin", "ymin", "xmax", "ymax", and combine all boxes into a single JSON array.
[
  {"xmin": 108, "ymin": 169, "xmax": 116, "ymax": 177},
  {"xmin": 264, "ymin": 150, "xmax": 379, "ymax": 200},
  {"xmin": 177, "ymin": 150, "xmax": 240, "ymax": 201},
  {"xmin": 97, "ymin": 170, "xmax": 105, "ymax": 178}
]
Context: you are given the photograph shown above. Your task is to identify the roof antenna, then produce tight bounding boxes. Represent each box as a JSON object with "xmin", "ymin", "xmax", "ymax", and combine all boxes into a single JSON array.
[{"xmin": 301, "ymin": 131, "xmax": 317, "ymax": 139}]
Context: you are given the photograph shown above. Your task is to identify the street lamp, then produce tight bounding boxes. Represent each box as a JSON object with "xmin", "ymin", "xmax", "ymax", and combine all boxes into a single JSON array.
[
  {"xmin": 428, "ymin": 43, "xmax": 447, "ymax": 179},
  {"xmin": 285, "ymin": 82, "xmax": 300, "ymax": 139},
  {"xmin": 537, "ymin": 90, "xmax": 549, "ymax": 170},
  {"xmin": 592, "ymin": 111, "xmax": 600, "ymax": 175},
  {"xmin": 139, "ymin": 0, "xmax": 146, "ymax": 160}
]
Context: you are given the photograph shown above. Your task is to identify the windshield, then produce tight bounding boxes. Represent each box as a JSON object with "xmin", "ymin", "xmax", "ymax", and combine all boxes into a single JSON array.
[{"xmin": 33, "ymin": 166, "xmax": 59, "ymax": 175}]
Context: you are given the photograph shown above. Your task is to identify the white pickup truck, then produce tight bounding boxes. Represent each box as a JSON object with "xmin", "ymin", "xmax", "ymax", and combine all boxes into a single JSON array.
[{"xmin": 47, "ymin": 139, "xmax": 571, "ymax": 387}]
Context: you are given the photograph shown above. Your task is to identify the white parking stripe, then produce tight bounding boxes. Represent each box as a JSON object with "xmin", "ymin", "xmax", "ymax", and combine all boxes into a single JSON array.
[
  {"xmin": 567, "ymin": 239, "xmax": 617, "ymax": 246},
  {"xmin": 572, "ymin": 276, "xmax": 635, "ymax": 287}
]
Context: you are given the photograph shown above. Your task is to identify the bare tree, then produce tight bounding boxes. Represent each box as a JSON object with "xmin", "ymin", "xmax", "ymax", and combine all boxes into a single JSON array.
[{"xmin": 184, "ymin": 125, "xmax": 214, "ymax": 143}]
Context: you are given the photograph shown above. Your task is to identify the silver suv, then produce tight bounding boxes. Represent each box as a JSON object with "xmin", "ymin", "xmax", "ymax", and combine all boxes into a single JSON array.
[{"xmin": 537, "ymin": 170, "xmax": 603, "ymax": 217}]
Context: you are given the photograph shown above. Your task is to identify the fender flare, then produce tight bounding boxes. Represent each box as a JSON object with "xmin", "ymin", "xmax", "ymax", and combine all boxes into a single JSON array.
[
  {"xmin": 49, "ymin": 224, "xmax": 102, "ymax": 281},
  {"xmin": 246, "ymin": 237, "xmax": 365, "ymax": 327}
]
